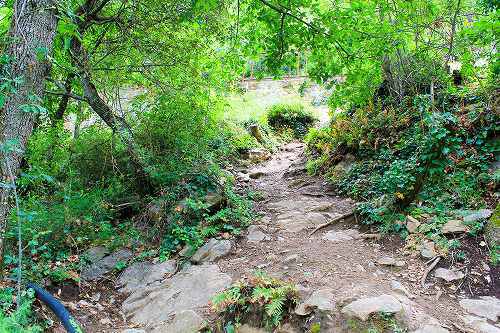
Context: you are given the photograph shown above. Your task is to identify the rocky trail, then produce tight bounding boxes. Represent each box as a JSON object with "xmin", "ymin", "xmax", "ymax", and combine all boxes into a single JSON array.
[{"xmin": 55, "ymin": 142, "xmax": 499, "ymax": 333}]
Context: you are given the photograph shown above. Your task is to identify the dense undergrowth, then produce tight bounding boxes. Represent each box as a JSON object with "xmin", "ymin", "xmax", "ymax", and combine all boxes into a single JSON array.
[{"xmin": 306, "ymin": 85, "xmax": 499, "ymax": 260}]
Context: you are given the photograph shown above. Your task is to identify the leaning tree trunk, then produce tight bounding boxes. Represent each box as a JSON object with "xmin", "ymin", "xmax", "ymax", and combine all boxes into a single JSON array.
[
  {"xmin": 70, "ymin": 37, "xmax": 152, "ymax": 192},
  {"xmin": 0, "ymin": 0, "xmax": 58, "ymax": 272}
]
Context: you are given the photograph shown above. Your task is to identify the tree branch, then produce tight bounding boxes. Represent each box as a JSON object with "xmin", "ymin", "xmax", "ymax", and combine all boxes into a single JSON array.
[{"xmin": 257, "ymin": 0, "xmax": 350, "ymax": 57}]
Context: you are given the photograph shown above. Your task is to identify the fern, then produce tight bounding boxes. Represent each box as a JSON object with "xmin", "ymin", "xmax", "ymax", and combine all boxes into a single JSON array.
[{"xmin": 211, "ymin": 272, "xmax": 299, "ymax": 330}]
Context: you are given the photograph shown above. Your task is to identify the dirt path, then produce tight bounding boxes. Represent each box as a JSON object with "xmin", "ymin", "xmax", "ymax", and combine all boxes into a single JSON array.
[{"xmin": 218, "ymin": 141, "xmax": 489, "ymax": 332}]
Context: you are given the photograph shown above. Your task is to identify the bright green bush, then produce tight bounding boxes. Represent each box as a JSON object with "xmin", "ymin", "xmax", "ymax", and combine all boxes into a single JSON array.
[{"xmin": 266, "ymin": 103, "xmax": 317, "ymax": 138}]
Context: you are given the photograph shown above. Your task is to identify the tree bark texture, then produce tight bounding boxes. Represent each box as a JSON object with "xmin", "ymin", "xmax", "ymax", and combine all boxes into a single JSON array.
[{"xmin": 0, "ymin": 0, "xmax": 58, "ymax": 272}]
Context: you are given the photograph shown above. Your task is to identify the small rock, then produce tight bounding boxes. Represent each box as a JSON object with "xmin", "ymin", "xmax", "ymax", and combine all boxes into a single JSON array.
[
  {"xmin": 246, "ymin": 225, "xmax": 270, "ymax": 243},
  {"xmin": 237, "ymin": 172, "xmax": 250, "ymax": 182},
  {"xmin": 249, "ymin": 170, "xmax": 266, "ymax": 179},
  {"xmin": 323, "ymin": 229, "xmax": 360, "ymax": 242},
  {"xmin": 237, "ymin": 324, "xmax": 267, "ymax": 333},
  {"xmin": 122, "ymin": 330, "xmax": 146, "ymax": 333},
  {"xmin": 341, "ymin": 294, "xmax": 403, "ymax": 321},
  {"xmin": 459, "ymin": 296, "xmax": 500, "ymax": 321},
  {"xmin": 81, "ymin": 249, "xmax": 133, "ymax": 281},
  {"xmin": 99, "ymin": 318, "xmax": 112, "ymax": 325},
  {"xmin": 411, "ymin": 324, "xmax": 449, "ymax": 333},
  {"xmin": 390, "ymin": 280, "xmax": 414, "ymax": 299},
  {"xmin": 406, "ymin": 216, "xmax": 421, "ymax": 233},
  {"xmin": 441, "ymin": 219, "xmax": 467, "ymax": 234},
  {"xmin": 283, "ymin": 254, "xmax": 299, "ymax": 264},
  {"xmin": 150, "ymin": 310, "xmax": 205, "ymax": 333},
  {"xmin": 420, "ymin": 241, "xmax": 437, "ymax": 259},
  {"xmin": 377, "ymin": 257, "xmax": 405, "ymax": 267},
  {"xmin": 191, "ymin": 238, "xmax": 232, "ymax": 264},
  {"xmin": 434, "ymin": 268, "xmax": 465, "ymax": 282}
]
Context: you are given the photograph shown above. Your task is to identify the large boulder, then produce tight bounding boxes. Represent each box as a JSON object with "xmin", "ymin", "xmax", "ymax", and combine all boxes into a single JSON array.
[{"xmin": 122, "ymin": 264, "xmax": 232, "ymax": 327}]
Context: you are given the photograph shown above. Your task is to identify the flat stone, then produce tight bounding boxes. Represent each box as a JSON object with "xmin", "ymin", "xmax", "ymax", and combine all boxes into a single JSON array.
[
  {"xmin": 441, "ymin": 219, "xmax": 467, "ymax": 234},
  {"xmin": 277, "ymin": 211, "xmax": 327, "ymax": 232},
  {"xmin": 341, "ymin": 294, "xmax": 403, "ymax": 321},
  {"xmin": 122, "ymin": 330, "xmax": 146, "ymax": 333},
  {"xmin": 150, "ymin": 310, "xmax": 204, "ymax": 333},
  {"xmin": 246, "ymin": 225, "xmax": 270, "ymax": 243},
  {"xmin": 377, "ymin": 257, "xmax": 405, "ymax": 267},
  {"xmin": 122, "ymin": 264, "xmax": 231, "ymax": 326},
  {"xmin": 434, "ymin": 268, "xmax": 464, "ymax": 282},
  {"xmin": 117, "ymin": 260, "xmax": 176, "ymax": 293},
  {"xmin": 191, "ymin": 239, "xmax": 232, "ymax": 264},
  {"xmin": 323, "ymin": 229, "xmax": 360, "ymax": 242},
  {"xmin": 463, "ymin": 209, "xmax": 493, "ymax": 223},
  {"xmin": 411, "ymin": 324, "xmax": 449, "ymax": 333},
  {"xmin": 406, "ymin": 216, "xmax": 421, "ymax": 233},
  {"xmin": 81, "ymin": 249, "xmax": 133, "ymax": 281},
  {"xmin": 459, "ymin": 296, "xmax": 500, "ymax": 321}
]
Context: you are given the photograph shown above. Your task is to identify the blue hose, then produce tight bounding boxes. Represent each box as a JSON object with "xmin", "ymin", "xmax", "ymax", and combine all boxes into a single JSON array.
[{"xmin": 27, "ymin": 283, "xmax": 83, "ymax": 333}]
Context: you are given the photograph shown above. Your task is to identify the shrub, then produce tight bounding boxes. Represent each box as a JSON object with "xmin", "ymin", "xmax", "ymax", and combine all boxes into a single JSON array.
[
  {"xmin": 306, "ymin": 88, "xmax": 497, "ymax": 235},
  {"xmin": 266, "ymin": 103, "xmax": 317, "ymax": 138}
]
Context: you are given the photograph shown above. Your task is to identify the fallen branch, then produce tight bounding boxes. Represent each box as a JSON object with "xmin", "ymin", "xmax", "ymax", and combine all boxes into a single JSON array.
[
  {"xmin": 421, "ymin": 256, "xmax": 441, "ymax": 288},
  {"xmin": 308, "ymin": 211, "xmax": 354, "ymax": 236}
]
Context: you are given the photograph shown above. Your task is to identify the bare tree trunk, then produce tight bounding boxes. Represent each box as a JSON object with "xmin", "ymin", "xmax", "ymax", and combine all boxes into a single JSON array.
[{"xmin": 0, "ymin": 0, "xmax": 58, "ymax": 273}]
